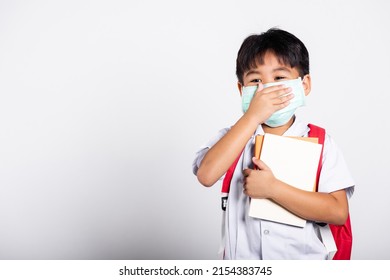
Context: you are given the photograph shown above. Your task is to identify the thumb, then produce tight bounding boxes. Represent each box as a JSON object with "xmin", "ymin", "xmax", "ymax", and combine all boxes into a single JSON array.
[{"xmin": 252, "ymin": 157, "xmax": 270, "ymax": 170}]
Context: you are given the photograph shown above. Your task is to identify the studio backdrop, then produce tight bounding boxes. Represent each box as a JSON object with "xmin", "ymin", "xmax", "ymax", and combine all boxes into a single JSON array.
[{"xmin": 0, "ymin": 0, "xmax": 389, "ymax": 259}]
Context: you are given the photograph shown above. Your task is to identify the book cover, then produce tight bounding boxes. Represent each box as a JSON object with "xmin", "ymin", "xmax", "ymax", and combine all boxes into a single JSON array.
[{"xmin": 248, "ymin": 133, "xmax": 322, "ymax": 227}]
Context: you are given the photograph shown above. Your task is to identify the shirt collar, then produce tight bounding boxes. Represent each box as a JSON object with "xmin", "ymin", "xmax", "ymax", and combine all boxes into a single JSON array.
[
  {"xmin": 254, "ymin": 116, "xmax": 309, "ymax": 137},
  {"xmin": 283, "ymin": 116, "xmax": 310, "ymax": 137}
]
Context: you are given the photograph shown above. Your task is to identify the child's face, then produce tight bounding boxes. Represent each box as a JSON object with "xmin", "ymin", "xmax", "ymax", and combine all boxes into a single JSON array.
[{"xmin": 241, "ymin": 51, "xmax": 303, "ymax": 87}]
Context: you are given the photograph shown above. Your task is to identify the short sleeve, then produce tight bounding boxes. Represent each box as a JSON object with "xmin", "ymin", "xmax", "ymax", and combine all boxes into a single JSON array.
[
  {"xmin": 318, "ymin": 134, "xmax": 355, "ymax": 198},
  {"xmin": 192, "ymin": 127, "xmax": 230, "ymax": 175}
]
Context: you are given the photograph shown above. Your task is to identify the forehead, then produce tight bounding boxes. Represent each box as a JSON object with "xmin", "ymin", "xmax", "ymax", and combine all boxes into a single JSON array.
[
  {"xmin": 251, "ymin": 51, "xmax": 292, "ymax": 71},
  {"xmin": 244, "ymin": 52, "xmax": 299, "ymax": 77}
]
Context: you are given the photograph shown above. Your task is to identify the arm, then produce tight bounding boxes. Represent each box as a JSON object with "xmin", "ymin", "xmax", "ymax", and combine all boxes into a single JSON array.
[
  {"xmin": 243, "ymin": 158, "xmax": 349, "ymax": 225},
  {"xmin": 197, "ymin": 85, "xmax": 293, "ymax": 187}
]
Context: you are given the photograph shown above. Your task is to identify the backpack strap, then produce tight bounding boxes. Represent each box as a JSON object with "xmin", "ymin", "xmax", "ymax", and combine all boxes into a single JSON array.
[
  {"xmin": 221, "ymin": 151, "xmax": 242, "ymax": 211},
  {"xmin": 309, "ymin": 124, "xmax": 353, "ymax": 260},
  {"xmin": 308, "ymin": 124, "xmax": 337, "ymax": 258},
  {"xmin": 308, "ymin": 124, "xmax": 326, "ymax": 191},
  {"xmin": 308, "ymin": 124, "xmax": 327, "ymax": 228},
  {"xmin": 221, "ymin": 153, "xmax": 241, "ymax": 194},
  {"xmin": 219, "ymin": 149, "xmax": 243, "ymax": 257}
]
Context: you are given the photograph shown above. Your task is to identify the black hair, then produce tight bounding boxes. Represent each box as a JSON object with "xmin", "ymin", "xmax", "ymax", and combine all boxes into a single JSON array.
[{"xmin": 236, "ymin": 28, "xmax": 309, "ymax": 84}]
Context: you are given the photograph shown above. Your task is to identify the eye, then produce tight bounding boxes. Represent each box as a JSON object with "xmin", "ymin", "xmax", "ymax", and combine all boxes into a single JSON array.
[
  {"xmin": 275, "ymin": 76, "xmax": 287, "ymax": 81},
  {"xmin": 250, "ymin": 78, "xmax": 262, "ymax": 83}
]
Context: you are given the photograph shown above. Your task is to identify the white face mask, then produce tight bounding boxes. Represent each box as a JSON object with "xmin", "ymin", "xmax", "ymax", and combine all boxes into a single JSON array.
[{"xmin": 241, "ymin": 77, "xmax": 306, "ymax": 127}]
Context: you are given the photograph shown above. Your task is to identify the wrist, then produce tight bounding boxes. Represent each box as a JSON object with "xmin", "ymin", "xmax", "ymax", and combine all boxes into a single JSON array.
[
  {"xmin": 243, "ymin": 110, "xmax": 266, "ymax": 127},
  {"xmin": 246, "ymin": 104, "xmax": 273, "ymax": 126},
  {"xmin": 269, "ymin": 178, "xmax": 282, "ymax": 200}
]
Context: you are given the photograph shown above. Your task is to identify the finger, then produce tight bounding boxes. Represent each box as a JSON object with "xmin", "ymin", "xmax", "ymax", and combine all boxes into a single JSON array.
[
  {"xmin": 243, "ymin": 184, "xmax": 248, "ymax": 194},
  {"xmin": 252, "ymin": 157, "xmax": 270, "ymax": 171},
  {"xmin": 265, "ymin": 85, "xmax": 291, "ymax": 96},
  {"xmin": 243, "ymin": 169, "xmax": 251, "ymax": 177},
  {"xmin": 261, "ymin": 86, "xmax": 293, "ymax": 106},
  {"xmin": 261, "ymin": 84, "xmax": 289, "ymax": 94},
  {"xmin": 271, "ymin": 91, "xmax": 294, "ymax": 110},
  {"xmin": 275, "ymin": 93, "xmax": 294, "ymax": 107},
  {"xmin": 272, "ymin": 87, "xmax": 293, "ymax": 102}
]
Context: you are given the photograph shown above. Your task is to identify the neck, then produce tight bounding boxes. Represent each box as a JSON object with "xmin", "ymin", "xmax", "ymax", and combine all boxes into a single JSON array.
[{"xmin": 262, "ymin": 116, "xmax": 295, "ymax": 136}]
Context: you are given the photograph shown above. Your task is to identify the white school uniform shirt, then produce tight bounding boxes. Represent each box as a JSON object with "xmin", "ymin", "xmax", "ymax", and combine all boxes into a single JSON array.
[{"xmin": 192, "ymin": 117, "xmax": 355, "ymax": 260}]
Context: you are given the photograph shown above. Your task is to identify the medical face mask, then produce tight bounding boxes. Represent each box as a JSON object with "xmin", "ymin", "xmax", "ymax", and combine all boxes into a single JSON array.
[{"xmin": 241, "ymin": 77, "xmax": 306, "ymax": 127}]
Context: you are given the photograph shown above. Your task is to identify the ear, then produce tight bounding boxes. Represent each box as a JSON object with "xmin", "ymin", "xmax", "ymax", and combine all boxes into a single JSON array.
[
  {"xmin": 302, "ymin": 74, "xmax": 311, "ymax": 96},
  {"xmin": 237, "ymin": 82, "xmax": 243, "ymax": 96}
]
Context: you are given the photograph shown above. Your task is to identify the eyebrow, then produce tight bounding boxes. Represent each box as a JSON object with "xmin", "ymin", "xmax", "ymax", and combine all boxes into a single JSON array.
[
  {"xmin": 245, "ymin": 70, "xmax": 261, "ymax": 77},
  {"xmin": 245, "ymin": 67, "xmax": 292, "ymax": 77},
  {"xmin": 272, "ymin": 67, "xmax": 292, "ymax": 73}
]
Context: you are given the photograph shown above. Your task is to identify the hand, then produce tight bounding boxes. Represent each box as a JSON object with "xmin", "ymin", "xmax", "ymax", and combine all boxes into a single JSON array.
[
  {"xmin": 245, "ymin": 84, "xmax": 293, "ymax": 124},
  {"xmin": 242, "ymin": 157, "xmax": 278, "ymax": 198}
]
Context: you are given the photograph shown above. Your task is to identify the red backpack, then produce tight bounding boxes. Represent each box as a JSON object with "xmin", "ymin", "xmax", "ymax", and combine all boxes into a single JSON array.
[{"xmin": 221, "ymin": 124, "xmax": 353, "ymax": 260}]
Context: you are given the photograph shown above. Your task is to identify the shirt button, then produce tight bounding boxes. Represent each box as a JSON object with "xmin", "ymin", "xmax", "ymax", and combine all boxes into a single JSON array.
[{"xmin": 264, "ymin": 230, "xmax": 269, "ymax": 235}]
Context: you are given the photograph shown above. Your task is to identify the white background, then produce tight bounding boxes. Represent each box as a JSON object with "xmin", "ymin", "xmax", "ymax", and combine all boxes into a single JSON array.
[{"xmin": 0, "ymin": 0, "xmax": 389, "ymax": 260}]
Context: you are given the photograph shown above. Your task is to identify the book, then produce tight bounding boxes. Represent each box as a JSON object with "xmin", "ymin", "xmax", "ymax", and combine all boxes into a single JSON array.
[{"xmin": 248, "ymin": 133, "xmax": 322, "ymax": 227}]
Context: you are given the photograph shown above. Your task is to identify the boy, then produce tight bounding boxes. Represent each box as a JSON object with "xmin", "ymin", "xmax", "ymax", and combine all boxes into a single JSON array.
[{"xmin": 192, "ymin": 28, "xmax": 355, "ymax": 259}]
